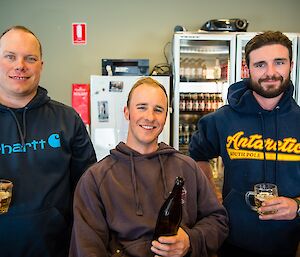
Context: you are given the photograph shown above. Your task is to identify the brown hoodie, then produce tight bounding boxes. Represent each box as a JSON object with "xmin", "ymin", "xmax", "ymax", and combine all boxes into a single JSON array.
[{"xmin": 69, "ymin": 142, "xmax": 228, "ymax": 257}]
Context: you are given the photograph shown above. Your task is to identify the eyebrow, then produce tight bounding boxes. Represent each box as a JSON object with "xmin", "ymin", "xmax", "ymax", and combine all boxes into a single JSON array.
[
  {"xmin": 3, "ymin": 50, "xmax": 39, "ymax": 58},
  {"xmin": 136, "ymin": 103, "xmax": 165, "ymax": 111},
  {"xmin": 253, "ymin": 57, "xmax": 288, "ymax": 65}
]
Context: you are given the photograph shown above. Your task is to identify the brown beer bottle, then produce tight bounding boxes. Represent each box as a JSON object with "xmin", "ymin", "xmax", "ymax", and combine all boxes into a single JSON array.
[{"xmin": 153, "ymin": 177, "xmax": 184, "ymax": 240}]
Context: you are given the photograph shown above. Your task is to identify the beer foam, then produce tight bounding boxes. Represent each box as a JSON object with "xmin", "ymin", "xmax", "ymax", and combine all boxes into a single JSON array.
[{"xmin": 256, "ymin": 192, "xmax": 274, "ymax": 201}]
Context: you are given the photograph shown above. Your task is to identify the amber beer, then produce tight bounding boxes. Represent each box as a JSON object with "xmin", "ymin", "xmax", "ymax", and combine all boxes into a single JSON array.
[
  {"xmin": 0, "ymin": 179, "xmax": 13, "ymax": 214},
  {"xmin": 254, "ymin": 192, "xmax": 276, "ymax": 215},
  {"xmin": 245, "ymin": 183, "xmax": 278, "ymax": 215},
  {"xmin": 153, "ymin": 177, "xmax": 184, "ymax": 240}
]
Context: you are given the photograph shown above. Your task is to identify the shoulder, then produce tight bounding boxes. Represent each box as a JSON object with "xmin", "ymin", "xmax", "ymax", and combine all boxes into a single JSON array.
[
  {"xmin": 82, "ymin": 155, "xmax": 118, "ymax": 186},
  {"xmin": 47, "ymin": 99, "xmax": 77, "ymax": 114},
  {"xmin": 169, "ymin": 152, "xmax": 199, "ymax": 171}
]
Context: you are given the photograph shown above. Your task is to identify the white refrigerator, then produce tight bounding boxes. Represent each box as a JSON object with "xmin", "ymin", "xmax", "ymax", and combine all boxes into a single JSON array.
[
  {"xmin": 172, "ymin": 31, "xmax": 236, "ymax": 154},
  {"xmin": 90, "ymin": 75, "xmax": 171, "ymax": 161}
]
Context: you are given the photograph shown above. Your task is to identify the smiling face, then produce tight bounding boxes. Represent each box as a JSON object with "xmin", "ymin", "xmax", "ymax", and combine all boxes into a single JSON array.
[
  {"xmin": 0, "ymin": 28, "xmax": 43, "ymax": 108},
  {"xmin": 248, "ymin": 44, "xmax": 292, "ymax": 99},
  {"xmin": 124, "ymin": 82, "xmax": 168, "ymax": 154}
]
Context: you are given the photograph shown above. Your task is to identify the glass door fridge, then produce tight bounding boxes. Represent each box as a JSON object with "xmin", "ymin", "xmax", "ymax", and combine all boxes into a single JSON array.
[{"xmin": 172, "ymin": 32, "xmax": 236, "ymax": 154}]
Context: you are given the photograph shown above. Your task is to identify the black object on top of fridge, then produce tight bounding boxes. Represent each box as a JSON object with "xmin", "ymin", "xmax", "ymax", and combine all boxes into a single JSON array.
[{"xmin": 102, "ymin": 59, "xmax": 149, "ymax": 76}]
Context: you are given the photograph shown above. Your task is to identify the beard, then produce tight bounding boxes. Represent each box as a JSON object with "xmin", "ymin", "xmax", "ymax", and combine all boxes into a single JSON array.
[{"xmin": 249, "ymin": 74, "xmax": 291, "ymax": 98}]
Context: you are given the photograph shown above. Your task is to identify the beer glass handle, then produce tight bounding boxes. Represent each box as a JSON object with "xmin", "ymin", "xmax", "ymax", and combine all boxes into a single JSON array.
[{"xmin": 245, "ymin": 191, "xmax": 257, "ymax": 211}]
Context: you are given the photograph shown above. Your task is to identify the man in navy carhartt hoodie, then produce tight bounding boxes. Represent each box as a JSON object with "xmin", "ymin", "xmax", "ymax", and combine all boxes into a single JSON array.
[{"xmin": 190, "ymin": 31, "xmax": 300, "ymax": 257}]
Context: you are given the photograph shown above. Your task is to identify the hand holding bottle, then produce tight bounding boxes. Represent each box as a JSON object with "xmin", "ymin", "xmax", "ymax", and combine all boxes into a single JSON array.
[{"xmin": 151, "ymin": 227, "xmax": 190, "ymax": 257}]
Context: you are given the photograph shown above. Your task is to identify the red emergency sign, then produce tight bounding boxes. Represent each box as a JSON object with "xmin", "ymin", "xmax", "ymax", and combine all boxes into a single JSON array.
[{"xmin": 72, "ymin": 23, "xmax": 87, "ymax": 45}]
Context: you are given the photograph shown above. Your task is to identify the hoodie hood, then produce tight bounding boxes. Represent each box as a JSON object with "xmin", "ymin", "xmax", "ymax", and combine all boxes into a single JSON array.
[
  {"xmin": 110, "ymin": 142, "xmax": 178, "ymax": 216},
  {"xmin": 227, "ymin": 79, "xmax": 294, "ymax": 114},
  {"xmin": 0, "ymin": 86, "xmax": 50, "ymax": 145},
  {"xmin": 111, "ymin": 141, "xmax": 177, "ymax": 159}
]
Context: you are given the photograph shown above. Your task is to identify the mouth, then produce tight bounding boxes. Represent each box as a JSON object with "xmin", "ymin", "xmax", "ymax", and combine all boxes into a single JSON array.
[
  {"xmin": 259, "ymin": 76, "xmax": 282, "ymax": 84},
  {"xmin": 140, "ymin": 125, "xmax": 157, "ymax": 130},
  {"xmin": 9, "ymin": 76, "xmax": 30, "ymax": 80}
]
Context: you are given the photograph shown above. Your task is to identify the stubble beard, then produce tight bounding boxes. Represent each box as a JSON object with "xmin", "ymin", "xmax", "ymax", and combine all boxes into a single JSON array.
[{"xmin": 249, "ymin": 74, "xmax": 291, "ymax": 98}]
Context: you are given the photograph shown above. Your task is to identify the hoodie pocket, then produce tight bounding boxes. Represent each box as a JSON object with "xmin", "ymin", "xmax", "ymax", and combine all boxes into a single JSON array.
[
  {"xmin": 222, "ymin": 189, "xmax": 257, "ymax": 248},
  {"xmin": 0, "ymin": 207, "xmax": 69, "ymax": 257},
  {"xmin": 110, "ymin": 239, "xmax": 153, "ymax": 257}
]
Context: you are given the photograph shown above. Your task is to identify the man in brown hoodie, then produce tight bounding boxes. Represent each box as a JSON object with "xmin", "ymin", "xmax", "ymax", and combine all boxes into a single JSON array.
[{"xmin": 69, "ymin": 77, "xmax": 228, "ymax": 257}]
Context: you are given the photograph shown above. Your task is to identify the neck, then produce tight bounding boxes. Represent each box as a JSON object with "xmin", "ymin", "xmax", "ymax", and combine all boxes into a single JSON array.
[
  {"xmin": 0, "ymin": 91, "xmax": 36, "ymax": 108},
  {"xmin": 252, "ymin": 91, "xmax": 283, "ymax": 111}
]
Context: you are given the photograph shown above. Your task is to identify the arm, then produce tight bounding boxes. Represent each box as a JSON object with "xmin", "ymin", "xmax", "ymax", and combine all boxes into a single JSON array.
[
  {"xmin": 70, "ymin": 114, "xmax": 97, "ymax": 190},
  {"xmin": 197, "ymin": 161, "xmax": 222, "ymax": 202},
  {"xmin": 69, "ymin": 169, "xmax": 109, "ymax": 257},
  {"xmin": 183, "ymin": 164, "xmax": 228, "ymax": 257}
]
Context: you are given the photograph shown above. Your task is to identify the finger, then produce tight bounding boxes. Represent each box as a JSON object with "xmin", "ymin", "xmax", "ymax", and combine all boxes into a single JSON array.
[
  {"xmin": 157, "ymin": 236, "xmax": 177, "ymax": 244},
  {"xmin": 152, "ymin": 241, "xmax": 172, "ymax": 252}
]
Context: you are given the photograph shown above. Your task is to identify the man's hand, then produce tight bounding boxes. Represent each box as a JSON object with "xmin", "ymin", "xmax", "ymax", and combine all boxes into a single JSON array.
[
  {"xmin": 259, "ymin": 196, "xmax": 298, "ymax": 220},
  {"xmin": 151, "ymin": 227, "xmax": 190, "ymax": 257}
]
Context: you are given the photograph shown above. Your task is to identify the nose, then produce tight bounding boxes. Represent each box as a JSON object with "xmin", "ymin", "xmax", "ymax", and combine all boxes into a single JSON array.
[
  {"xmin": 265, "ymin": 63, "xmax": 276, "ymax": 76},
  {"xmin": 145, "ymin": 109, "xmax": 155, "ymax": 121},
  {"xmin": 15, "ymin": 58, "xmax": 26, "ymax": 72}
]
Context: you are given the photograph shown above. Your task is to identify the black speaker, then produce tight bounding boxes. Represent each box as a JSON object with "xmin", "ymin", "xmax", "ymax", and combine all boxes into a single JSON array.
[
  {"xmin": 174, "ymin": 25, "xmax": 186, "ymax": 32},
  {"xmin": 201, "ymin": 19, "xmax": 248, "ymax": 32}
]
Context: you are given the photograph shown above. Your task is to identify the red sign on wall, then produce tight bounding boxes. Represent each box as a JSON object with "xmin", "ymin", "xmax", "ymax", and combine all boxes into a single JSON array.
[
  {"xmin": 72, "ymin": 84, "xmax": 90, "ymax": 125},
  {"xmin": 72, "ymin": 23, "xmax": 87, "ymax": 45}
]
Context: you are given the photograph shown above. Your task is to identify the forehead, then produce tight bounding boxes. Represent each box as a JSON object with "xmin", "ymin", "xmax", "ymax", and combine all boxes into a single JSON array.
[
  {"xmin": 0, "ymin": 29, "xmax": 40, "ymax": 56},
  {"xmin": 130, "ymin": 83, "xmax": 167, "ymax": 105},
  {"xmin": 249, "ymin": 44, "xmax": 289, "ymax": 63}
]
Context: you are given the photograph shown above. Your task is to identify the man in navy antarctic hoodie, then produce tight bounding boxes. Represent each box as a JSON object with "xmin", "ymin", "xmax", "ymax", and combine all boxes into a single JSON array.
[
  {"xmin": 190, "ymin": 31, "xmax": 300, "ymax": 257},
  {"xmin": 0, "ymin": 26, "xmax": 96, "ymax": 257}
]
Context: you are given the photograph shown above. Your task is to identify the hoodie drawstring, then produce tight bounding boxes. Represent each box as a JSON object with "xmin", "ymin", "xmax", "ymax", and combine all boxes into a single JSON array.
[
  {"xmin": 258, "ymin": 108, "xmax": 280, "ymax": 184},
  {"xmin": 158, "ymin": 155, "xmax": 170, "ymax": 200},
  {"xmin": 130, "ymin": 152, "xmax": 143, "ymax": 216},
  {"xmin": 129, "ymin": 152, "xmax": 170, "ymax": 216},
  {"xmin": 274, "ymin": 106, "xmax": 280, "ymax": 184},
  {"xmin": 7, "ymin": 107, "xmax": 28, "ymax": 146},
  {"xmin": 258, "ymin": 112, "xmax": 267, "ymax": 182}
]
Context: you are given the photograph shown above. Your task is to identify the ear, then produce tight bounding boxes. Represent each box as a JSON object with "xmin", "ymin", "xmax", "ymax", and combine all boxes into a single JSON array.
[{"xmin": 124, "ymin": 106, "xmax": 130, "ymax": 121}]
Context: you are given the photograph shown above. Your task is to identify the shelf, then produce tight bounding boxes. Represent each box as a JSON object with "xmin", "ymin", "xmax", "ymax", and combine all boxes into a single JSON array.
[
  {"xmin": 179, "ymin": 81, "xmax": 228, "ymax": 93},
  {"xmin": 180, "ymin": 46, "xmax": 229, "ymax": 55},
  {"xmin": 180, "ymin": 110, "xmax": 213, "ymax": 115}
]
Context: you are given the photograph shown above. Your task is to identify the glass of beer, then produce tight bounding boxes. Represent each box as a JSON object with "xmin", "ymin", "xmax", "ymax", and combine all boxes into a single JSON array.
[
  {"xmin": 0, "ymin": 179, "xmax": 13, "ymax": 214},
  {"xmin": 245, "ymin": 183, "xmax": 278, "ymax": 215}
]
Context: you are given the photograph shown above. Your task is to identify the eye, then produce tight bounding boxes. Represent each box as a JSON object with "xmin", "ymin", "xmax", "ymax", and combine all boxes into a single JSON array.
[
  {"xmin": 254, "ymin": 63, "xmax": 265, "ymax": 68},
  {"xmin": 25, "ymin": 56, "xmax": 38, "ymax": 63},
  {"xmin": 155, "ymin": 107, "xmax": 164, "ymax": 113},
  {"xmin": 4, "ymin": 54, "xmax": 15, "ymax": 61},
  {"xmin": 137, "ymin": 105, "xmax": 146, "ymax": 110},
  {"xmin": 275, "ymin": 60, "xmax": 285, "ymax": 65}
]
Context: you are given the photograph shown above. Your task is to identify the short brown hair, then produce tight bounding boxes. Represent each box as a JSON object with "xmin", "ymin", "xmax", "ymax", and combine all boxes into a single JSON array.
[
  {"xmin": 0, "ymin": 25, "xmax": 42, "ymax": 58},
  {"xmin": 126, "ymin": 77, "xmax": 168, "ymax": 110},
  {"xmin": 245, "ymin": 31, "xmax": 292, "ymax": 67}
]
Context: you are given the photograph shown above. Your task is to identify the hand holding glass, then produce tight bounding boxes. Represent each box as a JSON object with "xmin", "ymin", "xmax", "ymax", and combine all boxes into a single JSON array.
[
  {"xmin": 245, "ymin": 183, "xmax": 278, "ymax": 215},
  {"xmin": 0, "ymin": 180, "xmax": 13, "ymax": 214}
]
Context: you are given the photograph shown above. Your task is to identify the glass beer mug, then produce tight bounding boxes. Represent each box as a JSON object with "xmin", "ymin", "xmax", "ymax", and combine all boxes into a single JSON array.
[{"xmin": 245, "ymin": 183, "xmax": 278, "ymax": 215}]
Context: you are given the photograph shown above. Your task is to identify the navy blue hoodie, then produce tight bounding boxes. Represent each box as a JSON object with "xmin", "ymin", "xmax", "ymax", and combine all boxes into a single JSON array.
[
  {"xmin": 0, "ymin": 86, "xmax": 96, "ymax": 257},
  {"xmin": 189, "ymin": 79, "xmax": 300, "ymax": 255}
]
